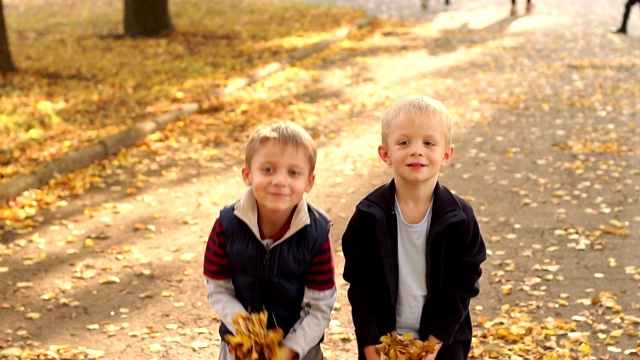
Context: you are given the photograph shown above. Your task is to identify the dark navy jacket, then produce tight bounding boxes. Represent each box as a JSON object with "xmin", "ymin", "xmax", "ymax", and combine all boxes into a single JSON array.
[{"xmin": 342, "ymin": 180, "xmax": 486, "ymax": 360}]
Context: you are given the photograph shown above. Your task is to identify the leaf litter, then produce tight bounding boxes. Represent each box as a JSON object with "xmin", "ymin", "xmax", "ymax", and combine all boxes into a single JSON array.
[{"xmin": 1, "ymin": 0, "xmax": 640, "ymax": 359}]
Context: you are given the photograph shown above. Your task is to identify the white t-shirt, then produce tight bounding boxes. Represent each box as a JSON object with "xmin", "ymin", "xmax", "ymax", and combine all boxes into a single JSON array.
[{"xmin": 395, "ymin": 197, "xmax": 433, "ymax": 337}]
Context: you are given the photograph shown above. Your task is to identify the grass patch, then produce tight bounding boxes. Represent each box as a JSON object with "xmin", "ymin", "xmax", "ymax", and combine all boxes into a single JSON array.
[{"xmin": 0, "ymin": 0, "xmax": 368, "ymax": 179}]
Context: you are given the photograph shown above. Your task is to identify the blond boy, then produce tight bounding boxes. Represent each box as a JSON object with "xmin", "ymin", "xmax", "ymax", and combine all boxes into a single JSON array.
[{"xmin": 342, "ymin": 95, "xmax": 487, "ymax": 360}]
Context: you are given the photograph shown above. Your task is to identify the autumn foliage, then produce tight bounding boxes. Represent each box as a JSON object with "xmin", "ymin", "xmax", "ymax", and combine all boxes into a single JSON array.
[
  {"xmin": 376, "ymin": 331, "xmax": 439, "ymax": 360},
  {"xmin": 225, "ymin": 310, "xmax": 284, "ymax": 360},
  {"xmin": 0, "ymin": 0, "xmax": 375, "ymax": 235}
]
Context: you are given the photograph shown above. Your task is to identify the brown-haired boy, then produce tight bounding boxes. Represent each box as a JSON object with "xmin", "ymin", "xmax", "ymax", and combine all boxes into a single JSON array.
[{"xmin": 204, "ymin": 120, "xmax": 336, "ymax": 360}]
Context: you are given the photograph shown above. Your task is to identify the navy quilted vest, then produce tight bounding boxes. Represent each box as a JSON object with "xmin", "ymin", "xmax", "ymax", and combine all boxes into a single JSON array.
[{"xmin": 218, "ymin": 203, "xmax": 330, "ymax": 339}]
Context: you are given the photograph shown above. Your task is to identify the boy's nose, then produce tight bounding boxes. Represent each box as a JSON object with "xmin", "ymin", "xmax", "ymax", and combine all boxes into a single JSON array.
[
  {"xmin": 272, "ymin": 172, "xmax": 286, "ymax": 185},
  {"xmin": 409, "ymin": 146, "xmax": 424, "ymax": 156}
]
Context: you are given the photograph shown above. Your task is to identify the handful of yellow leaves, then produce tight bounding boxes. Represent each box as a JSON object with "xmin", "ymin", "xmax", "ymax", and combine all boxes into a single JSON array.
[
  {"xmin": 224, "ymin": 310, "xmax": 284, "ymax": 360},
  {"xmin": 376, "ymin": 331, "xmax": 439, "ymax": 360}
]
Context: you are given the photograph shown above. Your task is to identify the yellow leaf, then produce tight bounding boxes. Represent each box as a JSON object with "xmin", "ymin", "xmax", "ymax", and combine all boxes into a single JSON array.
[
  {"xmin": 16, "ymin": 282, "xmax": 34, "ymax": 289},
  {"xmin": 99, "ymin": 275, "xmax": 120, "ymax": 284},
  {"xmin": 25, "ymin": 312, "xmax": 41, "ymax": 320},
  {"xmin": 180, "ymin": 253, "xmax": 195, "ymax": 262},
  {"xmin": 28, "ymin": 128, "xmax": 44, "ymax": 140},
  {"xmin": 138, "ymin": 291, "xmax": 154, "ymax": 299},
  {"xmin": 600, "ymin": 225, "xmax": 629, "ymax": 236},
  {"xmin": 192, "ymin": 340, "xmax": 208, "ymax": 349},
  {"xmin": 609, "ymin": 329, "xmax": 624, "ymax": 337},
  {"xmin": 578, "ymin": 343, "xmax": 591, "ymax": 353}
]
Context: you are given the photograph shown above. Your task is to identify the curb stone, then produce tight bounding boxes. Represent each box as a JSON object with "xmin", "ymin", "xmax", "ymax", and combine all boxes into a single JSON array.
[{"xmin": 0, "ymin": 17, "xmax": 375, "ymax": 203}]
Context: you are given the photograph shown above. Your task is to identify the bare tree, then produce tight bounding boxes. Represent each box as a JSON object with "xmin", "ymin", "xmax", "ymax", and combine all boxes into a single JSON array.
[
  {"xmin": 0, "ymin": 0, "xmax": 17, "ymax": 73},
  {"xmin": 124, "ymin": 0, "xmax": 173, "ymax": 38}
]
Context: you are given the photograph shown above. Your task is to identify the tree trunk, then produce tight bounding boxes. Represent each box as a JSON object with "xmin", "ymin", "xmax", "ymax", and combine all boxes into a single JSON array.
[
  {"xmin": 124, "ymin": 0, "xmax": 173, "ymax": 38},
  {"xmin": 0, "ymin": 0, "xmax": 17, "ymax": 73}
]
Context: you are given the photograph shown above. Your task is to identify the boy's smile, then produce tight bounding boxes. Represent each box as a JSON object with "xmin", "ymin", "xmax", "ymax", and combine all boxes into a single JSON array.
[{"xmin": 407, "ymin": 162, "xmax": 426, "ymax": 168}]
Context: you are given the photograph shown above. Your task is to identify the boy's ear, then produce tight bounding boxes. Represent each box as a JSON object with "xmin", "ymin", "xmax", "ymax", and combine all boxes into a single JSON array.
[
  {"xmin": 241, "ymin": 167, "xmax": 252, "ymax": 186},
  {"xmin": 442, "ymin": 145, "xmax": 454, "ymax": 165},
  {"xmin": 378, "ymin": 144, "xmax": 392, "ymax": 166},
  {"xmin": 305, "ymin": 174, "xmax": 315, "ymax": 193}
]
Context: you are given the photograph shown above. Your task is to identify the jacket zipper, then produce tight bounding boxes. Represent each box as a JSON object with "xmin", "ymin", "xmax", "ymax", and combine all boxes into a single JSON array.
[{"xmin": 264, "ymin": 247, "xmax": 271, "ymax": 265}]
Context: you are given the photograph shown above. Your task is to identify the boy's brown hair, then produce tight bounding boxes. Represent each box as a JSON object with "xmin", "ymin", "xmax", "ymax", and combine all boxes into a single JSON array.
[
  {"xmin": 381, "ymin": 95, "xmax": 454, "ymax": 149},
  {"xmin": 245, "ymin": 121, "xmax": 317, "ymax": 173}
]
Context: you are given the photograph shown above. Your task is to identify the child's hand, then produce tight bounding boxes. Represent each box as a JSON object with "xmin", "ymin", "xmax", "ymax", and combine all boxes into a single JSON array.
[
  {"xmin": 277, "ymin": 345, "xmax": 298, "ymax": 360},
  {"xmin": 364, "ymin": 344, "xmax": 381, "ymax": 360},
  {"xmin": 424, "ymin": 335, "xmax": 442, "ymax": 360},
  {"xmin": 423, "ymin": 346, "xmax": 440, "ymax": 359}
]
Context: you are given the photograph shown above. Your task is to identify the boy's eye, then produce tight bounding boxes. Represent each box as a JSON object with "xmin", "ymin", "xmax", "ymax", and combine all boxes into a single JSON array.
[
  {"xmin": 398, "ymin": 140, "xmax": 409, "ymax": 146},
  {"xmin": 262, "ymin": 167, "xmax": 274, "ymax": 174},
  {"xmin": 424, "ymin": 141, "xmax": 435, "ymax": 146},
  {"xmin": 289, "ymin": 170, "xmax": 301, "ymax": 176}
]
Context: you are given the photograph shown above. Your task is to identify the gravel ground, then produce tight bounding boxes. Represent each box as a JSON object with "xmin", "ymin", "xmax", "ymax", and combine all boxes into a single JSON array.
[{"xmin": 1, "ymin": 0, "xmax": 639, "ymax": 359}]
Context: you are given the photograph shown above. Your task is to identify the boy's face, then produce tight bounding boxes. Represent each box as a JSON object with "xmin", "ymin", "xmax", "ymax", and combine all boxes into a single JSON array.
[
  {"xmin": 242, "ymin": 141, "xmax": 315, "ymax": 216},
  {"xmin": 378, "ymin": 115, "xmax": 453, "ymax": 186}
]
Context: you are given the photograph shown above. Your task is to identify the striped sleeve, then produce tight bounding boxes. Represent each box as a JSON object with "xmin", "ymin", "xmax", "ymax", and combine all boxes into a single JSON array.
[
  {"xmin": 306, "ymin": 235, "xmax": 336, "ymax": 291},
  {"xmin": 203, "ymin": 218, "xmax": 232, "ymax": 280}
]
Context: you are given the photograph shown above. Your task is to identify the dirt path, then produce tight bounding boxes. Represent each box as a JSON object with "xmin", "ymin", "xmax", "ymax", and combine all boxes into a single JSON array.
[{"xmin": 2, "ymin": 0, "xmax": 639, "ymax": 359}]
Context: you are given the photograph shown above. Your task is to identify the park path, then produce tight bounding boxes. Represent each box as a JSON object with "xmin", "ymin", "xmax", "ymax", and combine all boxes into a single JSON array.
[
  {"xmin": 309, "ymin": 0, "xmax": 640, "ymax": 359},
  {"xmin": 304, "ymin": 0, "xmax": 640, "ymax": 357},
  {"xmin": 1, "ymin": 0, "xmax": 639, "ymax": 359}
]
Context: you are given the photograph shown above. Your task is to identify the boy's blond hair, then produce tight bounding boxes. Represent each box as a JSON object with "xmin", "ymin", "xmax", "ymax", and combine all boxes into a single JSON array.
[
  {"xmin": 245, "ymin": 120, "xmax": 317, "ymax": 174},
  {"xmin": 381, "ymin": 95, "xmax": 453, "ymax": 149}
]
